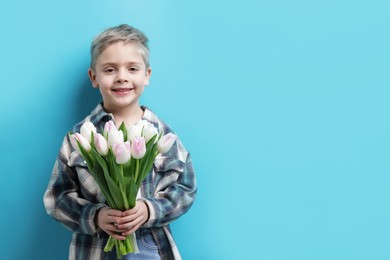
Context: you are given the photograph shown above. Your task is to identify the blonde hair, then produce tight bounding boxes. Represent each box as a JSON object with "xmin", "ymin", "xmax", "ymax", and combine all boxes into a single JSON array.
[{"xmin": 90, "ymin": 24, "xmax": 150, "ymax": 70}]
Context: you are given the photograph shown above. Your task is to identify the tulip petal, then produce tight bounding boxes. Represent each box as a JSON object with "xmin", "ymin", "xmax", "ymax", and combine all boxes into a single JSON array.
[
  {"xmin": 94, "ymin": 133, "xmax": 109, "ymax": 156},
  {"xmin": 73, "ymin": 133, "xmax": 91, "ymax": 152},
  {"xmin": 131, "ymin": 137, "xmax": 146, "ymax": 159},
  {"xmin": 157, "ymin": 133, "xmax": 176, "ymax": 154},
  {"xmin": 113, "ymin": 141, "xmax": 131, "ymax": 164},
  {"xmin": 80, "ymin": 121, "xmax": 97, "ymax": 142}
]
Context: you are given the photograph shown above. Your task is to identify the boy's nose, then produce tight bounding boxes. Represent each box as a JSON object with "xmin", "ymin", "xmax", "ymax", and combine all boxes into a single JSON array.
[{"xmin": 116, "ymin": 69, "xmax": 129, "ymax": 83}]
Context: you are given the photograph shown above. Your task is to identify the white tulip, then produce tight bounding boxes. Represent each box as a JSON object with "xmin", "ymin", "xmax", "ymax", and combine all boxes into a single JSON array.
[
  {"xmin": 80, "ymin": 121, "xmax": 97, "ymax": 142},
  {"xmin": 137, "ymin": 119, "xmax": 149, "ymax": 128},
  {"xmin": 143, "ymin": 123, "xmax": 158, "ymax": 143},
  {"xmin": 157, "ymin": 133, "xmax": 177, "ymax": 154},
  {"xmin": 94, "ymin": 133, "xmax": 109, "ymax": 156},
  {"xmin": 128, "ymin": 124, "xmax": 143, "ymax": 142},
  {"xmin": 70, "ymin": 133, "xmax": 91, "ymax": 153},
  {"xmin": 108, "ymin": 130, "xmax": 124, "ymax": 148}
]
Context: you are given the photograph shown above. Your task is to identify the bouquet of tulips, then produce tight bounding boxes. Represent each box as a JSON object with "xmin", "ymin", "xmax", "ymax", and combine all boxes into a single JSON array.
[{"xmin": 69, "ymin": 119, "xmax": 176, "ymax": 258}]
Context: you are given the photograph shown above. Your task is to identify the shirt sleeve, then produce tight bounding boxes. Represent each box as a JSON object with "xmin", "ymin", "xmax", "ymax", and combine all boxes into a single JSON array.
[
  {"xmin": 43, "ymin": 135, "xmax": 107, "ymax": 235},
  {"xmin": 140, "ymin": 138, "xmax": 197, "ymax": 228}
]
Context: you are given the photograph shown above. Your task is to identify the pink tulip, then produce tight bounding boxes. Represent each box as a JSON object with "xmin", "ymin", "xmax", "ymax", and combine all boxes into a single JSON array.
[
  {"xmin": 94, "ymin": 133, "xmax": 109, "ymax": 156},
  {"xmin": 131, "ymin": 137, "xmax": 146, "ymax": 159},
  {"xmin": 80, "ymin": 121, "xmax": 97, "ymax": 142},
  {"xmin": 70, "ymin": 133, "xmax": 91, "ymax": 153},
  {"xmin": 113, "ymin": 141, "xmax": 131, "ymax": 164},
  {"xmin": 104, "ymin": 120, "xmax": 117, "ymax": 137},
  {"xmin": 157, "ymin": 133, "xmax": 176, "ymax": 154}
]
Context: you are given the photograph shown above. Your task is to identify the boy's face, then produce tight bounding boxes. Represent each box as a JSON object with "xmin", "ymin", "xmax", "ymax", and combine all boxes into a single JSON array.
[{"xmin": 88, "ymin": 42, "xmax": 151, "ymax": 113}]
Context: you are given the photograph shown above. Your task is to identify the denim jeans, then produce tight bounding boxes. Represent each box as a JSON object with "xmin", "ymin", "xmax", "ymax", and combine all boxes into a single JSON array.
[{"xmin": 121, "ymin": 229, "xmax": 160, "ymax": 260}]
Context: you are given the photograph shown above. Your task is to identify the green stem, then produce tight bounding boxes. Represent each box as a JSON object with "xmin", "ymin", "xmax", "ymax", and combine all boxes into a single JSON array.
[
  {"xmin": 119, "ymin": 165, "xmax": 129, "ymax": 209},
  {"xmin": 135, "ymin": 159, "xmax": 140, "ymax": 183},
  {"xmin": 115, "ymin": 240, "xmax": 121, "ymax": 259},
  {"xmin": 104, "ymin": 236, "xmax": 115, "ymax": 252},
  {"xmin": 104, "ymin": 235, "xmax": 137, "ymax": 258}
]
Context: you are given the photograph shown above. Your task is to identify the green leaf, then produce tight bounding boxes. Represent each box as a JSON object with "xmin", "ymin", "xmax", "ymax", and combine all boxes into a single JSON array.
[
  {"xmin": 90, "ymin": 132, "xmax": 96, "ymax": 150},
  {"xmin": 108, "ymin": 149, "xmax": 119, "ymax": 183},
  {"xmin": 91, "ymin": 162, "xmax": 116, "ymax": 208},
  {"xmin": 74, "ymin": 138, "xmax": 94, "ymax": 169},
  {"xmin": 119, "ymin": 121, "xmax": 128, "ymax": 141},
  {"xmin": 93, "ymin": 149, "xmax": 125, "ymax": 209},
  {"xmin": 145, "ymin": 134, "xmax": 158, "ymax": 150},
  {"xmin": 105, "ymin": 172, "xmax": 125, "ymax": 210},
  {"xmin": 137, "ymin": 144, "xmax": 158, "ymax": 186},
  {"xmin": 123, "ymin": 159, "xmax": 132, "ymax": 178},
  {"xmin": 127, "ymin": 157, "xmax": 136, "ymax": 178},
  {"xmin": 127, "ymin": 178, "xmax": 138, "ymax": 208},
  {"xmin": 92, "ymin": 149, "xmax": 108, "ymax": 176}
]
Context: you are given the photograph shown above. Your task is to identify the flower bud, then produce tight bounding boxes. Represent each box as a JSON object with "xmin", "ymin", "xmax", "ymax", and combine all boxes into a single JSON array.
[
  {"xmin": 143, "ymin": 123, "xmax": 158, "ymax": 143},
  {"xmin": 131, "ymin": 137, "xmax": 146, "ymax": 159},
  {"xmin": 113, "ymin": 141, "xmax": 131, "ymax": 164},
  {"xmin": 80, "ymin": 121, "xmax": 96, "ymax": 142},
  {"xmin": 70, "ymin": 133, "xmax": 91, "ymax": 153},
  {"xmin": 94, "ymin": 133, "xmax": 109, "ymax": 156},
  {"xmin": 157, "ymin": 133, "xmax": 176, "ymax": 154},
  {"xmin": 138, "ymin": 119, "xmax": 149, "ymax": 128},
  {"xmin": 103, "ymin": 120, "xmax": 117, "ymax": 138},
  {"xmin": 108, "ymin": 130, "xmax": 124, "ymax": 148},
  {"xmin": 128, "ymin": 124, "xmax": 143, "ymax": 142}
]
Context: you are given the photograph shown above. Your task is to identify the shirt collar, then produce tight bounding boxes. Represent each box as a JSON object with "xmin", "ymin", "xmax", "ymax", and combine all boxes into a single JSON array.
[{"xmin": 89, "ymin": 102, "xmax": 159, "ymax": 128}]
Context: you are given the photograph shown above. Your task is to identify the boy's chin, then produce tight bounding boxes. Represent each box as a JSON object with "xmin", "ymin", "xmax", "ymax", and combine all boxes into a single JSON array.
[{"xmin": 103, "ymin": 100, "xmax": 140, "ymax": 111}]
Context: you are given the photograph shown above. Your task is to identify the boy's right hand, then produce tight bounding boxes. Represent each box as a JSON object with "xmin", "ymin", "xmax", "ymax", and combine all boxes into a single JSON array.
[{"xmin": 96, "ymin": 207, "xmax": 127, "ymax": 240}]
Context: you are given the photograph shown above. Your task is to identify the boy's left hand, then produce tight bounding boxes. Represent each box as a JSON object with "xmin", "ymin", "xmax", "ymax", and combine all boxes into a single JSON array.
[{"xmin": 116, "ymin": 200, "xmax": 149, "ymax": 236}]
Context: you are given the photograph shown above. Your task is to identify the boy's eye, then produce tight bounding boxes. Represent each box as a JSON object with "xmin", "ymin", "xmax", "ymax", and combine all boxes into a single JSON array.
[
  {"xmin": 104, "ymin": 68, "xmax": 116, "ymax": 73},
  {"xmin": 129, "ymin": 67, "xmax": 139, "ymax": 72}
]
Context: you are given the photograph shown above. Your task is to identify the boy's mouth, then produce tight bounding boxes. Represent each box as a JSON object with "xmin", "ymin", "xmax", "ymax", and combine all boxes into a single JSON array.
[{"xmin": 112, "ymin": 88, "xmax": 134, "ymax": 94}]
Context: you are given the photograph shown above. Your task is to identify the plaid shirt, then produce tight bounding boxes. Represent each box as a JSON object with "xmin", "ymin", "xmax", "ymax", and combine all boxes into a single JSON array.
[{"xmin": 44, "ymin": 103, "xmax": 197, "ymax": 260}]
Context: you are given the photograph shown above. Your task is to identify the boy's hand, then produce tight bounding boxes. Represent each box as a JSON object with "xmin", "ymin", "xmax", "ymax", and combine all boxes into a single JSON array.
[
  {"xmin": 96, "ymin": 207, "xmax": 127, "ymax": 240},
  {"xmin": 116, "ymin": 200, "xmax": 149, "ymax": 236},
  {"xmin": 96, "ymin": 201, "xmax": 149, "ymax": 239}
]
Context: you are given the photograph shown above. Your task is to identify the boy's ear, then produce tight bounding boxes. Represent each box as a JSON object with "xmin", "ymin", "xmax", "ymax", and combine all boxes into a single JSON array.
[
  {"xmin": 144, "ymin": 67, "xmax": 152, "ymax": 86},
  {"xmin": 88, "ymin": 68, "xmax": 99, "ymax": 88}
]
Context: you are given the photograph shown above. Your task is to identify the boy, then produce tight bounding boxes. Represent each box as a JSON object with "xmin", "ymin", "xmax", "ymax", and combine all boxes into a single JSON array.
[{"xmin": 44, "ymin": 24, "xmax": 197, "ymax": 260}]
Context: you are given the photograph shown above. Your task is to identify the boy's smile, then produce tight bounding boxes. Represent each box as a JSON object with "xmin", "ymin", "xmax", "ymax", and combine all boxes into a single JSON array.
[{"xmin": 88, "ymin": 42, "xmax": 151, "ymax": 115}]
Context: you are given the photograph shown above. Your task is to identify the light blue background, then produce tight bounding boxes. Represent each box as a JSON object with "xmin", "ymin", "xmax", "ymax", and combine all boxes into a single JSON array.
[{"xmin": 0, "ymin": 0, "xmax": 389, "ymax": 259}]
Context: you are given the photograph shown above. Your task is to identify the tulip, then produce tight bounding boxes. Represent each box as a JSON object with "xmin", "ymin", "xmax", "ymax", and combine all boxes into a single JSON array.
[
  {"xmin": 130, "ymin": 137, "xmax": 146, "ymax": 159},
  {"xmin": 108, "ymin": 130, "xmax": 124, "ymax": 148},
  {"xmin": 128, "ymin": 123, "xmax": 143, "ymax": 142},
  {"xmin": 70, "ymin": 133, "xmax": 91, "ymax": 153},
  {"xmin": 157, "ymin": 133, "xmax": 176, "ymax": 154},
  {"xmin": 143, "ymin": 123, "xmax": 158, "ymax": 143},
  {"xmin": 94, "ymin": 133, "xmax": 109, "ymax": 156},
  {"xmin": 104, "ymin": 120, "xmax": 117, "ymax": 138},
  {"xmin": 138, "ymin": 119, "xmax": 149, "ymax": 128},
  {"xmin": 113, "ymin": 141, "xmax": 131, "ymax": 164},
  {"xmin": 80, "ymin": 121, "xmax": 97, "ymax": 142}
]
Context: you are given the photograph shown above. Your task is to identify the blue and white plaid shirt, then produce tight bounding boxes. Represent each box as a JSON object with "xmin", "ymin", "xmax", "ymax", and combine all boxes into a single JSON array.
[{"xmin": 44, "ymin": 103, "xmax": 197, "ymax": 260}]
